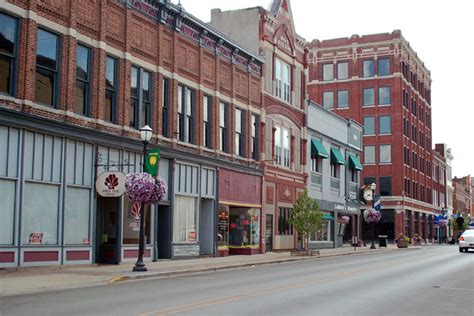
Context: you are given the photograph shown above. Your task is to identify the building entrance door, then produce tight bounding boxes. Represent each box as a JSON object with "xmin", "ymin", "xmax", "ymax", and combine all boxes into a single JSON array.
[
  {"xmin": 96, "ymin": 197, "xmax": 120, "ymax": 263},
  {"xmin": 265, "ymin": 214, "xmax": 273, "ymax": 252}
]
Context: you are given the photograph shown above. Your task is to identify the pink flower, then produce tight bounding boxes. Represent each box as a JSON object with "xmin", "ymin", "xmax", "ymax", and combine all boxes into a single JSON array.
[
  {"xmin": 125, "ymin": 173, "xmax": 167, "ymax": 204},
  {"xmin": 363, "ymin": 208, "xmax": 381, "ymax": 224}
]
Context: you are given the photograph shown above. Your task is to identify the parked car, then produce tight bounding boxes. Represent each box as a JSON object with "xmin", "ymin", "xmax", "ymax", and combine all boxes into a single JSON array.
[{"xmin": 459, "ymin": 230, "xmax": 474, "ymax": 252}]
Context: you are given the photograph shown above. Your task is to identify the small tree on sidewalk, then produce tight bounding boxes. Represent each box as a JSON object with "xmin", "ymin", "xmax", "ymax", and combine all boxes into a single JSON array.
[{"xmin": 289, "ymin": 188, "xmax": 324, "ymax": 252}]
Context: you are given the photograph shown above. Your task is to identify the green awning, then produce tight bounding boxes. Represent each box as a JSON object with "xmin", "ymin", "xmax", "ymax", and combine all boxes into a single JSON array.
[
  {"xmin": 311, "ymin": 139, "xmax": 329, "ymax": 158},
  {"xmin": 330, "ymin": 148, "xmax": 345, "ymax": 165},
  {"xmin": 323, "ymin": 214, "xmax": 335, "ymax": 221},
  {"xmin": 348, "ymin": 154, "xmax": 363, "ymax": 171}
]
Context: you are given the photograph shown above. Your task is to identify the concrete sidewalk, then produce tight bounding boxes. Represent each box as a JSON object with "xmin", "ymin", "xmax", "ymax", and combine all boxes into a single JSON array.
[{"xmin": 0, "ymin": 245, "xmax": 411, "ymax": 298}]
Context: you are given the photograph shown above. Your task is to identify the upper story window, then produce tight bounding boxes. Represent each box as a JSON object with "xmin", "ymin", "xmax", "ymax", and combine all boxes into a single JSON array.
[
  {"xmin": 337, "ymin": 62, "xmax": 348, "ymax": 80},
  {"xmin": 323, "ymin": 91, "xmax": 334, "ymax": 109},
  {"xmin": 274, "ymin": 126, "xmax": 290, "ymax": 168},
  {"xmin": 251, "ymin": 114, "xmax": 259, "ymax": 160},
  {"xmin": 130, "ymin": 66, "xmax": 152, "ymax": 129},
  {"xmin": 323, "ymin": 63, "xmax": 333, "ymax": 81},
  {"xmin": 378, "ymin": 86, "xmax": 391, "ymax": 105},
  {"xmin": 177, "ymin": 85, "xmax": 195, "ymax": 144},
  {"xmin": 235, "ymin": 108, "xmax": 244, "ymax": 156},
  {"xmin": 337, "ymin": 90, "xmax": 349, "ymax": 108},
  {"xmin": 219, "ymin": 101, "xmax": 228, "ymax": 153},
  {"xmin": 364, "ymin": 145, "xmax": 375, "ymax": 164},
  {"xmin": 36, "ymin": 29, "xmax": 60, "ymax": 107},
  {"xmin": 75, "ymin": 44, "xmax": 91, "ymax": 116},
  {"xmin": 363, "ymin": 116, "xmax": 375, "ymax": 135},
  {"xmin": 378, "ymin": 58, "xmax": 390, "ymax": 76},
  {"xmin": 105, "ymin": 56, "xmax": 117, "ymax": 123},
  {"xmin": 379, "ymin": 115, "xmax": 391, "ymax": 134},
  {"xmin": 275, "ymin": 58, "xmax": 291, "ymax": 102},
  {"xmin": 363, "ymin": 88, "xmax": 374, "ymax": 106},
  {"xmin": 379, "ymin": 144, "xmax": 391, "ymax": 163},
  {"xmin": 380, "ymin": 177, "xmax": 392, "ymax": 196},
  {"xmin": 203, "ymin": 95, "xmax": 212, "ymax": 149},
  {"xmin": 0, "ymin": 12, "xmax": 18, "ymax": 96},
  {"xmin": 162, "ymin": 77, "xmax": 170, "ymax": 137},
  {"xmin": 363, "ymin": 60, "xmax": 374, "ymax": 77},
  {"xmin": 311, "ymin": 155, "xmax": 322, "ymax": 173}
]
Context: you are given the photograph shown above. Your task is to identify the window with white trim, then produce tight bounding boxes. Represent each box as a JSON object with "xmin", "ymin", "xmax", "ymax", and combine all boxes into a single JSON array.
[
  {"xmin": 177, "ymin": 85, "xmax": 195, "ymax": 143},
  {"xmin": 235, "ymin": 108, "xmax": 244, "ymax": 156},
  {"xmin": 274, "ymin": 126, "xmax": 290, "ymax": 168},
  {"xmin": 275, "ymin": 58, "xmax": 291, "ymax": 102}
]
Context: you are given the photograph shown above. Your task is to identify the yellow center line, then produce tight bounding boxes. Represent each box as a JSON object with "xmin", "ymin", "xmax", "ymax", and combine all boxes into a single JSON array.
[{"xmin": 137, "ymin": 251, "xmax": 437, "ymax": 316}]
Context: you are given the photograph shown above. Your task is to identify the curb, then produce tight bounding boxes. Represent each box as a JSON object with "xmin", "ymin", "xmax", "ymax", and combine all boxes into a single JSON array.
[{"xmin": 109, "ymin": 247, "xmax": 393, "ymax": 283}]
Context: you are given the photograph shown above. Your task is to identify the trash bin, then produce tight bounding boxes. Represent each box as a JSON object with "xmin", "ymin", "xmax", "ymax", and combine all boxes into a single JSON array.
[{"xmin": 378, "ymin": 235, "xmax": 388, "ymax": 247}]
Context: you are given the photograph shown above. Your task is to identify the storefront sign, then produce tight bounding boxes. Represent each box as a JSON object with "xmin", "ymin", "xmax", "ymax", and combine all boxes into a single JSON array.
[
  {"xmin": 95, "ymin": 171, "xmax": 126, "ymax": 197},
  {"xmin": 29, "ymin": 233, "xmax": 43, "ymax": 244},
  {"xmin": 172, "ymin": 244, "xmax": 200, "ymax": 257},
  {"xmin": 144, "ymin": 149, "xmax": 160, "ymax": 177}
]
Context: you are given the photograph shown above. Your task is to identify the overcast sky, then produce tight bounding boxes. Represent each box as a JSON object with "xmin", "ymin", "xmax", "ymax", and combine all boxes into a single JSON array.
[{"xmin": 176, "ymin": 0, "xmax": 473, "ymax": 178}]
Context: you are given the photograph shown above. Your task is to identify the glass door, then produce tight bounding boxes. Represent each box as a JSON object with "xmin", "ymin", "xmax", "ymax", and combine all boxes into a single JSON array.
[
  {"xmin": 265, "ymin": 214, "xmax": 273, "ymax": 252},
  {"xmin": 96, "ymin": 197, "xmax": 120, "ymax": 264}
]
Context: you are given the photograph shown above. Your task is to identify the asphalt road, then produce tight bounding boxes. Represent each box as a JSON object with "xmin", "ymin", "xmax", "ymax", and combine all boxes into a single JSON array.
[{"xmin": 1, "ymin": 246, "xmax": 473, "ymax": 316}]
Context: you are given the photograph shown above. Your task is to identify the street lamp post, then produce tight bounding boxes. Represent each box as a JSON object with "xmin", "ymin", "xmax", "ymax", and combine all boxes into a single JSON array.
[
  {"xmin": 133, "ymin": 125, "xmax": 153, "ymax": 272},
  {"xmin": 370, "ymin": 182, "xmax": 376, "ymax": 249}
]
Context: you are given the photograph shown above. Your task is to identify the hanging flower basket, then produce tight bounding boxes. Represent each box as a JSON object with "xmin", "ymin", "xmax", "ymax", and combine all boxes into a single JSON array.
[
  {"xmin": 438, "ymin": 219, "xmax": 447, "ymax": 228},
  {"xmin": 338, "ymin": 215, "xmax": 350, "ymax": 224},
  {"xmin": 363, "ymin": 208, "xmax": 381, "ymax": 224},
  {"xmin": 125, "ymin": 173, "xmax": 167, "ymax": 204}
]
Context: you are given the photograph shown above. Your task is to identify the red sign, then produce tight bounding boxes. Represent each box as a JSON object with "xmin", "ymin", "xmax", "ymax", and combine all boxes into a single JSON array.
[
  {"xmin": 131, "ymin": 202, "xmax": 141, "ymax": 222},
  {"xmin": 29, "ymin": 233, "xmax": 43, "ymax": 244},
  {"xmin": 83, "ymin": 238, "xmax": 90, "ymax": 245},
  {"xmin": 188, "ymin": 231, "xmax": 196, "ymax": 242}
]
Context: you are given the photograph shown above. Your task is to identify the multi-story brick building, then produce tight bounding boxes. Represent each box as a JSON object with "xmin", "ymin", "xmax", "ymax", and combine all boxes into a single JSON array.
[
  {"xmin": 307, "ymin": 30, "xmax": 438, "ymax": 242},
  {"xmin": 0, "ymin": 0, "xmax": 266, "ymax": 268},
  {"xmin": 210, "ymin": 0, "xmax": 308, "ymax": 251},
  {"xmin": 452, "ymin": 176, "xmax": 472, "ymax": 217}
]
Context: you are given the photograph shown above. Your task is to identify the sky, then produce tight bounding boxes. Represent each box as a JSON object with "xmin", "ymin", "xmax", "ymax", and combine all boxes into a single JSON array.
[{"xmin": 175, "ymin": 0, "xmax": 473, "ymax": 178}]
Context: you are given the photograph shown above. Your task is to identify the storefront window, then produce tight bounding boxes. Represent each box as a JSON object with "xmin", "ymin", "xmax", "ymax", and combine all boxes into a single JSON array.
[
  {"xmin": 64, "ymin": 187, "xmax": 90, "ymax": 245},
  {"xmin": 229, "ymin": 208, "xmax": 260, "ymax": 247},
  {"xmin": 22, "ymin": 182, "xmax": 59, "ymax": 245},
  {"xmin": 217, "ymin": 205, "xmax": 229, "ymax": 248},
  {"xmin": 173, "ymin": 195, "xmax": 197, "ymax": 242},
  {"xmin": 310, "ymin": 220, "xmax": 331, "ymax": 242},
  {"xmin": 123, "ymin": 198, "xmax": 151, "ymax": 244},
  {"xmin": 0, "ymin": 179, "xmax": 15, "ymax": 245}
]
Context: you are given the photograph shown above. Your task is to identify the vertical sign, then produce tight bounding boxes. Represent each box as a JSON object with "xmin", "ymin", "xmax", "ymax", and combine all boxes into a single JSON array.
[{"xmin": 145, "ymin": 149, "xmax": 160, "ymax": 177}]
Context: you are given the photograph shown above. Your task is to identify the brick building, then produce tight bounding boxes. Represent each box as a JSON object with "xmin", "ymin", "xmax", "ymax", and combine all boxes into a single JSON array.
[
  {"xmin": 307, "ymin": 30, "xmax": 439, "ymax": 242},
  {"xmin": 0, "ymin": 0, "xmax": 266, "ymax": 268},
  {"xmin": 452, "ymin": 176, "xmax": 472, "ymax": 217},
  {"xmin": 210, "ymin": 0, "xmax": 308, "ymax": 251}
]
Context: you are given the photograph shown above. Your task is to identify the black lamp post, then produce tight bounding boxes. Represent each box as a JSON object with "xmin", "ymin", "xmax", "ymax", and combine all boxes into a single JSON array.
[
  {"xmin": 133, "ymin": 125, "xmax": 152, "ymax": 272},
  {"xmin": 370, "ymin": 182, "xmax": 376, "ymax": 249}
]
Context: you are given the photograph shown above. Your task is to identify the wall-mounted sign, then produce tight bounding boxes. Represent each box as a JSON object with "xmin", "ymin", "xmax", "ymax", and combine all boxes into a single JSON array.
[
  {"xmin": 95, "ymin": 171, "xmax": 126, "ymax": 197},
  {"xmin": 29, "ymin": 233, "xmax": 43, "ymax": 244}
]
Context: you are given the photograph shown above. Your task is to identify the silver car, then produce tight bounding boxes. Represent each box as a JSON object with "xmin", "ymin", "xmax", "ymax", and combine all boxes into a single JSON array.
[{"xmin": 459, "ymin": 229, "xmax": 474, "ymax": 252}]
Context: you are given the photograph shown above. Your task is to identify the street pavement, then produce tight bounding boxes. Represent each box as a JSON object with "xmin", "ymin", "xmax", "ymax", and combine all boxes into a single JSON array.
[
  {"xmin": 0, "ymin": 244, "xmax": 384, "ymax": 298},
  {"xmin": 1, "ymin": 245, "xmax": 473, "ymax": 315}
]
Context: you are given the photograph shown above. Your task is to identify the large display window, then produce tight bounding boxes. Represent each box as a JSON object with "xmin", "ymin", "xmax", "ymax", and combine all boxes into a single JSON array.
[
  {"xmin": 173, "ymin": 195, "xmax": 198, "ymax": 243},
  {"xmin": 217, "ymin": 205, "xmax": 229, "ymax": 249},
  {"xmin": 64, "ymin": 187, "xmax": 90, "ymax": 245},
  {"xmin": 228, "ymin": 208, "xmax": 260, "ymax": 248},
  {"xmin": 0, "ymin": 179, "xmax": 15, "ymax": 245},
  {"xmin": 310, "ymin": 220, "xmax": 332, "ymax": 242},
  {"xmin": 123, "ymin": 198, "xmax": 151, "ymax": 244},
  {"xmin": 22, "ymin": 182, "xmax": 59, "ymax": 245}
]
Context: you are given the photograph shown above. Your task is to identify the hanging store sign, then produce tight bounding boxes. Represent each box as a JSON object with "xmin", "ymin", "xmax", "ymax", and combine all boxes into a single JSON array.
[{"xmin": 95, "ymin": 171, "xmax": 126, "ymax": 197}]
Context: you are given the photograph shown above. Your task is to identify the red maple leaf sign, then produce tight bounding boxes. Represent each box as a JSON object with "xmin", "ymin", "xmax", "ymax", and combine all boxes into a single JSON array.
[{"xmin": 104, "ymin": 174, "xmax": 119, "ymax": 189}]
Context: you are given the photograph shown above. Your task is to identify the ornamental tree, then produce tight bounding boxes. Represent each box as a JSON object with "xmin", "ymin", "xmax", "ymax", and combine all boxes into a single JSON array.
[{"xmin": 289, "ymin": 188, "xmax": 324, "ymax": 251}]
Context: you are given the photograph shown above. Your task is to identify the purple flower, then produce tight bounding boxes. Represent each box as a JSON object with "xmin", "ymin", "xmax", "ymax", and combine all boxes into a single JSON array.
[
  {"xmin": 339, "ymin": 215, "xmax": 350, "ymax": 224},
  {"xmin": 363, "ymin": 208, "xmax": 381, "ymax": 224},
  {"xmin": 438, "ymin": 219, "xmax": 447, "ymax": 228},
  {"xmin": 125, "ymin": 173, "xmax": 167, "ymax": 204}
]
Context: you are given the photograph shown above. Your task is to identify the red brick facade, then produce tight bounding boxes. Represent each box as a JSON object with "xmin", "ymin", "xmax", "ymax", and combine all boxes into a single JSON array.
[
  {"xmin": 308, "ymin": 31, "xmax": 439, "ymax": 240},
  {"xmin": 1, "ymin": 0, "xmax": 264, "ymax": 163}
]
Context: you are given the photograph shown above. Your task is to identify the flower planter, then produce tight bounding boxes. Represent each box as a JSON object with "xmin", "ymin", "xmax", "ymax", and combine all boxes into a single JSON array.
[{"xmin": 397, "ymin": 239, "xmax": 409, "ymax": 248}]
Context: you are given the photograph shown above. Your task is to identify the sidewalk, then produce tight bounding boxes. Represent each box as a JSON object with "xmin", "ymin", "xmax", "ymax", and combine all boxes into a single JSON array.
[{"xmin": 0, "ymin": 244, "xmax": 406, "ymax": 298}]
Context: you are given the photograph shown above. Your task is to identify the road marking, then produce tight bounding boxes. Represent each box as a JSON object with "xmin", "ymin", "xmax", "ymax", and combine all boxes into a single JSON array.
[
  {"xmin": 136, "ymin": 266, "xmax": 376, "ymax": 316},
  {"xmin": 137, "ymin": 252, "xmax": 442, "ymax": 316},
  {"xmin": 434, "ymin": 286, "xmax": 474, "ymax": 292}
]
